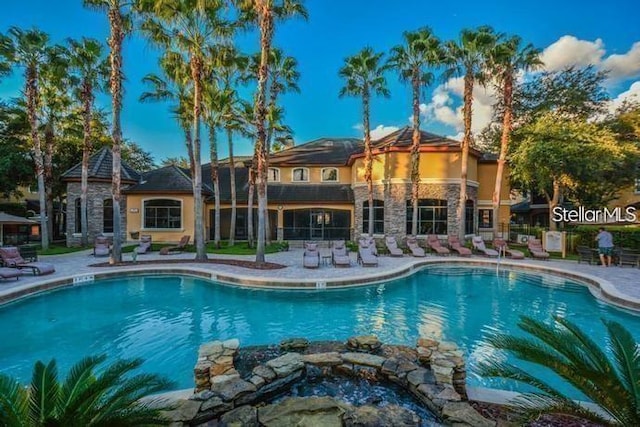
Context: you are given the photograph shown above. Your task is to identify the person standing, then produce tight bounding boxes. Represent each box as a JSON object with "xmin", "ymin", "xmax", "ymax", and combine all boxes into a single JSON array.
[{"xmin": 595, "ymin": 227, "xmax": 614, "ymax": 267}]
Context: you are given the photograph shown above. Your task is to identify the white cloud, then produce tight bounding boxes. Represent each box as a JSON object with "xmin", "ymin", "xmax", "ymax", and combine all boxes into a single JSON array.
[
  {"xmin": 540, "ymin": 36, "xmax": 605, "ymax": 72},
  {"xmin": 608, "ymin": 80, "xmax": 640, "ymax": 113},
  {"xmin": 370, "ymin": 125, "xmax": 399, "ymax": 140},
  {"xmin": 602, "ymin": 42, "xmax": 640, "ymax": 82}
]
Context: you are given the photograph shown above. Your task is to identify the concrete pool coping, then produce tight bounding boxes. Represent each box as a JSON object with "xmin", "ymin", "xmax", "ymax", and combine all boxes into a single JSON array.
[{"xmin": 1, "ymin": 256, "xmax": 638, "ymax": 312}]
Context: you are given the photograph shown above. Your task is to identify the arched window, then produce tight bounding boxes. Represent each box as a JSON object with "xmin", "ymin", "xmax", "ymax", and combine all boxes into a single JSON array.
[
  {"xmin": 74, "ymin": 198, "xmax": 81, "ymax": 233},
  {"xmin": 268, "ymin": 167, "xmax": 280, "ymax": 182},
  {"xmin": 143, "ymin": 199, "xmax": 182, "ymax": 229},
  {"xmin": 321, "ymin": 167, "xmax": 338, "ymax": 182},
  {"xmin": 362, "ymin": 200, "xmax": 384, "ymax": 234},
  {"xmin": 406, "ymin": 199, "xmax": 448, "ymax": 235},
  {"xmin": 103, "ymin": 198, "xmax": 113, "ymax": 233},
  {"xmin": 292, "ymin": 167, "xmax": 309, "ymax": 182}
]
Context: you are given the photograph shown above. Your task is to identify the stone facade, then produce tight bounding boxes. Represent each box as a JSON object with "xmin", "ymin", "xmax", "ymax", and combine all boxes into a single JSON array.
[
  {"xmin": 65, "ymin": 182, "xmax": 127, "ymax": 246},
  {"xmin": 354, "ymin": 182, "xmax": 478, "ymax": 241}
]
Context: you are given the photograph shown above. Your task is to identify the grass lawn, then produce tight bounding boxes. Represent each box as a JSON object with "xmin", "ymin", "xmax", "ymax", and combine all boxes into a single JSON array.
[
  {"xmin": 34, "ymin": 244, "xmax": 90, "ymax": 256},
  {"xmin": 121, "ymin": 241, "xmax": 285, "ymax": 255}
]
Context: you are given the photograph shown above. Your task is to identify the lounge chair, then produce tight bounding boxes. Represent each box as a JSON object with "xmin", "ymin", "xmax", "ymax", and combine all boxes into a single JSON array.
[
  {"xmin": 0, "ymin": 246, "xmax": 55, "ymax": 275},
  {"xmin": 0, "ymin": 267, "xmax": 20, "ymax": 281},
  {"xmin": 576, "ymin": 246, "xmax": 595, "ymax": 264},
  {"xmin": 135, "ymin": 235, "xmax": 152, "ymax": 254},
  {"xmin": 93, "ymin": 236, "xmax": 110, "ymax": 257},
  {"xmin": 527, "ymin": 238, "xmax": 550, "ymax": 260},
  {"xmin": 357, "ymin": 242, "xmax": 378, "ymax": 267},
  {"xmin": 160, "ymin": 235, "xmax": 190, "ymax": 255},
  {"xmin": 493, "ymin": 238, "xmax": 525, "ymax": 259},
  {"xmin": 617, "ymin": 248, "xmax": 640, "ymax": 267},
  {"xmin": 447, "ymin": 235, "xmax": 472, "ymax": 257},
  {"xmin": 405, "ymin": 236, "xmax": 426, "ymax": 257},
  {"xmin": 427, "ymin": 235, "xmax": 450, "ymax": 256},
  {"xmin": 471, "ymin": 236, "xmax": 499, "ymax": 257},
  {"xmin": 384, "ymin": 236, "xmax": 404, "ymax": 257},
  {"xmin": 303, "ymin": 241, "xmax": 320, "ymax": 268},
  {"xmin": 331, "ymin": 240, "xmax": 351, "ymax": 267},
  {"xmin": 359, "ymin": 236, "xmax": 378, "ymax": 256}
]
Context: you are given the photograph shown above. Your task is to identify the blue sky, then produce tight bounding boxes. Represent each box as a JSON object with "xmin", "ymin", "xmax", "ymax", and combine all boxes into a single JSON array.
[{"xmin": 1, "ymin": 0, "xmax": 640, "ymax": 163}]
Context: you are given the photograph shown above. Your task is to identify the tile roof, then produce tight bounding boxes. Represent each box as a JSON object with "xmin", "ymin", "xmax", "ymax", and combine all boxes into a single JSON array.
[
  {"xmin": 61, "ymin": 147, "xmax": 141, "ymax": 183},
  {"xmin": 371, "ymin": 126, "xmax": 461, "ymax": 149},
  {"xmin": 268, "ymin": 138, "xmax": 363, "ymax": 166},
  {"xmin": 125, "ymin": 165, "xmax": 211, "ymax": 195}
]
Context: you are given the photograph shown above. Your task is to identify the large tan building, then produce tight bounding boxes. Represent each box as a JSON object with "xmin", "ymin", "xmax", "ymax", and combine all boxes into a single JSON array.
[{"xmin": 62, "ymin": 127, "xmax": 511, "ymax": 245}]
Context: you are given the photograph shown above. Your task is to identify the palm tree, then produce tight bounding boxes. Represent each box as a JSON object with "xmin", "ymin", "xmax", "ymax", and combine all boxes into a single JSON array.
[
  {"xmin": 83, "ymin": 0, "xmax": 135, "ymax": 263},
  {"xmin": 235, "ymin": 0, "xmax": 307, "ymax": 263},
  {"xmin": 68, "ymin": 38, "xmax": 110, "ymax": 247},
  {"xmin": 443, "ymin": 27, "xmax": 497, "ymax": 239},
  {"xmin": 0, "ymin": 354, "xmax": 172, "ymax": 426},
  {"xmin": 0, "ymin": 27, "xmax": 51, "ymax": 250},
  {"xmin": 488, "ymin": 36, "xmax": 542, "ymax": 236},
  {"xmin": 339, "ymin": 47, "xmax": 390, "ymax": 237},
  {"xmin": 138, "ymin": 0, "xmax": 228, "ymax": 261},
  {"xmin": 480, "ymin": 316, "xmax": 640, "ymax": 426},
  {"xmin": 388, "ymin": 28, "xmax": 442, "ymax": 237}
]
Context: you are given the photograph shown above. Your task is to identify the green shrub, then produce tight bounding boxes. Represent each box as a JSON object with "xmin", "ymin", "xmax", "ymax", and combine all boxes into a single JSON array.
[
  {"xmin": 571, "ymin": 225, "xmax": 640, "ymax": 250},
  {"xmin": 0, "ymin": 202, "xmax": 27, "ymax": 217}
]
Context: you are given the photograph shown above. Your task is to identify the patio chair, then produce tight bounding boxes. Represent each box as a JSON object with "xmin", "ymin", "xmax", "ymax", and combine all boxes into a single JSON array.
[
  {"xmin": 0, "ymin": 267, "xmax": 20, "ymax": 281},
  {"xmin": 471, "ymin": 236, "xmax": 499, "ymax": 257},
  {"xmin": 405, "ymin": 236, "xmax": 426, "ymax": 257},
  {"xmin": 18, "ymin": 245, "xmax": 38, "ymax": 262},
  {"xmin": 0, "ymin": 246, "xmax": 55, "ymax": 276},
  {"xmin": 576, "ymin": 245, "xmax": 595, "ymax": 264},
  {"xmin": 135, "ymin": 235, "xmax": 152, "ymax": 254},
  {"xmin": 384, "ymin": 236, "xmax": 404, "ymax": 257},
  {"xmin": 527, "ymin": 238, "xmax": 550, "ymax": 260},
  {"xmin": 447, "ymin": 235, "xmax": 472, "ymax": 257},
  {"xmin": 331, "ymin": 240, "xmax": 351, "ymax": 267},
  {"xmin": 358, "ymin": 236, "xmax": 378, "ymax": 256},
  {"xmin": 427, "ymin": 235, "xmax": 451, "ymax": 256},
  {"xmin": 493, "ymin": 238, "xmax": 525, "ymax": 259},
  {"xmin": 160, "ymin": 235, "xmax": 190, "ymax": 255},
  {"xmin": 303, "ymin": 242, "xmax": 320, "ymax": 269},
  {"xmin": 357, "ymin": 241, "xmax": 378, "ymax": 267},
  {"xmin": 93, "ymin": 236, "xmax": 110, "ymax": 257},
  {"xmin": 618, "ymin": 248, "xmax": 640, "ymax": 268}
]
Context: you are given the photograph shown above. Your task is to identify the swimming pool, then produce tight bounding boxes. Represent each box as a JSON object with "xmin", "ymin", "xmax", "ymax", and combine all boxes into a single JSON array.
[{"xmin": 1, "ymin": 265, "xmax": 638, "ymax": 396}]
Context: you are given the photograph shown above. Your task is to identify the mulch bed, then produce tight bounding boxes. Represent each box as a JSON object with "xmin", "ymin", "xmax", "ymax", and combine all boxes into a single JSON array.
[
  {"xmin": 470, "ymin": 401, "xmax": 604, "ymax": 427},
  {"xmin": 88, "ymin": 258, "xmax": 286, "ymax": 270}
]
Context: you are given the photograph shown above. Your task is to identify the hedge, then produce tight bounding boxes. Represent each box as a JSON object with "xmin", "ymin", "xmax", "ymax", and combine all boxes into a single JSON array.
[
  {"xmin": 572, "ymin": 225, "xmax": 640, "ymax": 250},
  {"xmin": 0, "ymin": 203, "xmax": 28, "ymax": 217}
]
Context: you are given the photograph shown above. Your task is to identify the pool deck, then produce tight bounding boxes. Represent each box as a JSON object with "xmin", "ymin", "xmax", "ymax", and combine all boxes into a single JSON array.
[{"xmin": 1, "ymin": 248, "xmax": 639, "ymax": 310}]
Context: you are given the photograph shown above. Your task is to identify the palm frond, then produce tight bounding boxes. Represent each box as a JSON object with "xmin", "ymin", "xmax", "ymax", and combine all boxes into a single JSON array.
[
  {"xmin": 0, "ymin": 374, "xmax": 28, "ymax": 427},
  {"xmin": 28, "ymin": 359, "xmax": 59, "ymax": 424}
]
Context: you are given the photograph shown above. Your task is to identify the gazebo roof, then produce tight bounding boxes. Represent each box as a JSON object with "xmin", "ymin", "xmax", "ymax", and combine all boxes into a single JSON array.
[{"xmin": 0, "ymin": 212, "xmax": 36, "ymax": 225}]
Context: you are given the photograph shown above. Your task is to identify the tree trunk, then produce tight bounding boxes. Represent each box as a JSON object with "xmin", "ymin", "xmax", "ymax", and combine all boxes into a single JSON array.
[
  {"xmin": 191, "ymin": 55, "xmax": 207, "ymax": 261},
  {"xmin": 209, "ymin": 124, "xmax": 221, "ymax": 248},
  {"xmin": 493, "ymin": 72, "xmax": 513, "ymax": 237},
  {"xmin": 227, "ymin": 127, "xmax": 236, "ymax": 246},
  {"xmin": 362, "ymin": 84, "xmax": 374, "ymax": 238},
  {"xmin": 254, "ymin": 0, "xmax": 274, "ymax": 264},
  {"xmin": 80, "ymin": 81, "xmax": 93, "ymax": 247},
  {"xmin": 44, "ymin": 119, "xmax": 54, "ymax": 243},
  {"xmin": 109, "ymin": 6, "xmax": 124, "ymax": 263},
  {"xmin": 548, "ymin": 181, "xmax": 561, "ymax": 231},
  {"xmin": 410, "ymin": 74, "xmax": 420, "ymax": 237},
  {"xmin": 25, "ymin": 66, "xmax": 49, "ymax": 250},
  {"xmin": 264, "ymin": 87, "xmax": 278, "ymax": 245},
  {"xmin": 247, "ymin": 167, "xmax": 255, "ymax": 248},
  {"xmin": 458, "ymin": 72, "xmax": 474, "ymax": 240}
]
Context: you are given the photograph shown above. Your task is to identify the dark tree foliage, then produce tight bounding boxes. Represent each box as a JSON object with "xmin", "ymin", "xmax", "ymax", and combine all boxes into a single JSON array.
[{"xmin": 0, "ymin": 101, "xmax": 34, "ymax": 198}]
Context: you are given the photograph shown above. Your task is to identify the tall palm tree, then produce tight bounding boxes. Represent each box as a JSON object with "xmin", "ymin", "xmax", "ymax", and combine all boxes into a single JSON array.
[
  {"xmin": 480, "ymin": 316, "xmax": 640, "ymax": 426},
  {"xmin": 138, "ymin": 0, "xmax": 228, "ymax": 261},
  {"xmin": 443, "ymin": 27, "xmax": 497, "ymax": 239},
  {"xmin": 0, "ymin": 354, "xmax": 172, "ymax": 426},
  {"xmin": 388, "ymin": 28, "xmax": 442, "ymax": 237},
  {"xmin": 0, "ymin": 27, "xmax": 51, "ymax": 250},
  {"xmin": 83, "ymin": 0, "xmax": 135, "ymax": 263},
  {"xmin": 68, "ymin": 38, "xmax": 110, "ymax": 247},
  {"xmin": 235, "ymin": 0, "xmax": 307, "ymax": 263},
  {"xmin": 339, "ymin": 47, "xmax": 390, "ymax": 237},
  {"xmin": 488, "ymin": 36, "xmax": 542, "ymax": 236}
]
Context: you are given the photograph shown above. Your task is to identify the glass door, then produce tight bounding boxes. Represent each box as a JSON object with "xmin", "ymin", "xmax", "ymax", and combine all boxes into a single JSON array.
[{"xmin": 310, "ymin": 210, "xmax": 324, "ymax": 239}]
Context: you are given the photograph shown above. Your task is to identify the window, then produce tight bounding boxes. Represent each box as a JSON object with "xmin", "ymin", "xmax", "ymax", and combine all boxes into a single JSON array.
[
  {"xmin": 363, "ymin": 200, "xmax": 384, "ymax": 234},
  {"xmin": 268, "ymin": 167, "xmax": 280, "ymax": 182},
  {"xmin": 292, "ymin": 167, "xmax": 309, "ymax": 182},
  {"xmin": 74, "ymin": 198, "xmax": 81, "ymax": 233},
  {"xmin": 321, "ymin": 167, "xmax": 338, "ymax": 182},
  {"xmin": 635, "ymin": 178, "xmax": 640, "ymax": 194},
  {"xmin": 103, "ymin": 199, "xmax": 113, "ymax": 233},
  {"xmin": 465, "ymin": 200, "xmax": 475, "ymax": 235},
  {"xmin": 479, "ymin": 209, "xmax": 493, "ymax": 229},
  {"xmin": 406, "ymin": 199, "xmax": 447, "ymax": 235},
  {"xmin": 144, "ymin": 199, "xmax": 182, "ymax": 229}
]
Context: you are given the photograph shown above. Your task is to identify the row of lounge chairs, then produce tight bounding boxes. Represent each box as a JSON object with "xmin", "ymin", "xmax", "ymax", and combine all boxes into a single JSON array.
[
  {"xmin": 92, "ymin": 235, "xmax": 190, "ymax": 257},
  {"xmin": 0, "ymin": 246, "xmax": 55, "ymax": 278},
  {"xmin": 302, "ymin": 238, "xmax": 381, "ymax": 268}
]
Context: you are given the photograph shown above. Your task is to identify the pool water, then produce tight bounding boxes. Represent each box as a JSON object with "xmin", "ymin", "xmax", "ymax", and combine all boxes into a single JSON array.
[{"xmin": 1, "ymin": 266, "xmax": 638, "ymax": 396}]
